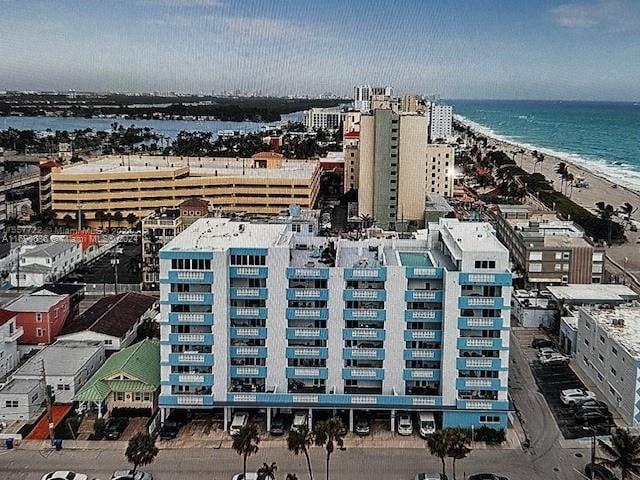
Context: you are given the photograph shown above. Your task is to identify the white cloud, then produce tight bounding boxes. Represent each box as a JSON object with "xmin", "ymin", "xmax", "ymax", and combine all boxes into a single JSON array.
[
  {"xmin": 551, "ymin": 3, "xmax": 598, "ymax": 28},
  {"xmin": 221, "ymin": 16, "xmax": 304, "ymax": 38},
  {"xmin": 551, "ymin": 0, "xmax": 640, "ymax": 30}
]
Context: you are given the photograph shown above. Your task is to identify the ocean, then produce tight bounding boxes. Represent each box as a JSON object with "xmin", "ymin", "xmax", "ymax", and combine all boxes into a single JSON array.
[{"xmin": 450, "ymin": 100, "xmax": 640, "ymax": 191}]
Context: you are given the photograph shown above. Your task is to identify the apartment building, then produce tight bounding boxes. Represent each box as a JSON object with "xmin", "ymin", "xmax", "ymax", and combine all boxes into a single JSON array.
[
  {"xmin": 0, "ymin": 310, "xmax": 23, "ymax": 377},
  {"xmin": 353, "ymin": 85, "xmax": 394, "ymax": 112},
  {"xmin": 400, "ymin": 95, "xmax": 418, "ymax": 113},
  {"xmin": 494, "ymin": 205, "xmax": 604, "ymax": 286},
  {"xmin": 429, "ymin": 104, "xmax": 453, "ymax": 142},
  {"xmin": 358, "ymin": 110, "xmax": 455, "ymax": 229},
  {"xmin": 303, "ymin": 108, "xmax": 345, "ymax": 130},
  {"xmin": 1, "ymin": 291, "xmax": 70, "ymax": 344},
  {"xmin": 158, "ymin": 217, "xmax": 511, "ymax": 431},
  {"xmin": 51, "ymin": 154, "xmax": 321, "ymax": 224},
  {"xmin": 576, "ymin": 305, "xmax": 640, "ymax": 426},
  {"xmin": 142, "ymin": 208, "xmax": 184, "ymax": 290},
  {"xmin": 343, "ymin": 131, "xmax": 360, "ymax": 192},
  {"xmin": 10, "ymin": 241, "xmax": 83, "ymax": 288}
]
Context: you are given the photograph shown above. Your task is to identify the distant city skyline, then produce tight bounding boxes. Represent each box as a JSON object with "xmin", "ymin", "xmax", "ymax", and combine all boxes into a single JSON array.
[{"xmin": 1, "ymin": 0, "xmax": 639, "ymax": 101}]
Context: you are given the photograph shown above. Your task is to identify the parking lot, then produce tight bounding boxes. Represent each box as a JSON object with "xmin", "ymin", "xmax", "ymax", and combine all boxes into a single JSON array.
[{"xmin": 512, "ymin": 327, "xmax": 613, "ymax": 440}]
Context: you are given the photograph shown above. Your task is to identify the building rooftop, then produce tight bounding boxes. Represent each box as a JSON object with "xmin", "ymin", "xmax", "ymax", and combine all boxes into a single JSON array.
[
  {"xmin": 142, "ymin": 208, "xmax": 181, "ymax": 223},
  {"xmin": 0, "ymin": 378, "xmax": 41, "ymax": 395},
  {"xmin": 547, "ymin": 284, "xmax": 638, "ymax": 303},
  {"xmin": 60, "ymin": 292, "xmax": 157, "ymax": 338},
  {"xmin": 21, "ymin": 241, "xmax": 79, "ymax": 259},
  {"xmin": 3, "ymin": 292, "xmax": 67, "ymax": 313},
  {"xmin": 163, "ymin": 218, "xmax": 292, "ymax": 251},
  {"xmin": 580, "ymin": 304, "xmax": 640, "ymax": 358},
  {"xmin": 34, "ymin": 283, "xmax": 85, "ymax": 297},
  {"xmin": 0, "ymin": 309, "xmax": 17, "ymax": 326},
  {"xmin": 427, "ymin": 218, "xmax": 508, "ymax": 255},
  {"xmin": 15, "ymin": 340, "xmax": 103, "ymax": 378}
]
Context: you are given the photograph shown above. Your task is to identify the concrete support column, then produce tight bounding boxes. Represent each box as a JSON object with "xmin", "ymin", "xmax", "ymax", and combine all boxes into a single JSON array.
[
  {"xmin": 308, "ymin": 408, "xmax": 313, "ymax": 430},
  {"xmin": 267, "ymin": 408, "xmax": 272, "ymax": 432},
  {"xmin": 224, "ymin": 407, "xmax": 229, "ymax": 431},
  {"xmin": 349, "ymin": 409, "xmax": 354, "ymax": 432},
  {"xmin": 160, "ymin": 407, "xmax": 167, "ymax": 422},
  {"xmin": 96, "ymin": 401, "xmax": 102, "ymax": 419},
  {"xmin": 390, "ymin": 409, "xmax": 396, "ymax": 432}
]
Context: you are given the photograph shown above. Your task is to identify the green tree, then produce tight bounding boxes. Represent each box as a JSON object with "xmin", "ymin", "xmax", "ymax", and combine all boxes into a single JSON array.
[
  {"xmin": 426, "ymin": 429, "xmax": 450, "ymax": 478},
  {"xmin": 598, "ymin": 428, "xmax": 640, "ymax": 480},
  {"xmin": 313, "ymin": 417, "xmax": 345, "ymax": 480},
  {"xmin": 287, "ymin": 424, "xmax": 315, "ymax": 480},
  {"xmin": 595, "ymin": 201, "xmax": 616, "ymax": 244},
  {"xmin": 113, "ymin": 211, "xmax": 124, "ymax": 225},
  {"xmin": 126, "ymin": 212, "xmax": 139, "ymax": 227},
  {"xmin": 257, "ymin": 462, "xmax": 278, "ymax": 480},
  {"xmin": 233, "ymin": 423, "xmax": 261, "ymax": 480},
  {"xmin": 447, "ymin": 429, "xmax": 471, "ymax": 480},
  {"xmin": 555, "ymin": 162, "xmax": 568, "ymax": 193},
  {"xmin": 125, "ymin": 432, "xmax": 159, "ymax": 474}
]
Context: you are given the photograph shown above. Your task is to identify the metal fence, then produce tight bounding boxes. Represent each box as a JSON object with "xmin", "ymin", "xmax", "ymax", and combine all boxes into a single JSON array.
[{"xmin": 83, "ymin": 283, "xmax": 142, "ymax": 295}]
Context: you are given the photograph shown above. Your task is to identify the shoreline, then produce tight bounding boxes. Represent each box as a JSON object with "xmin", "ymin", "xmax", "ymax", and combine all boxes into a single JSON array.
[{"xmin": 455, "ymin": 116, "xmax": 640, "ymax": 222}]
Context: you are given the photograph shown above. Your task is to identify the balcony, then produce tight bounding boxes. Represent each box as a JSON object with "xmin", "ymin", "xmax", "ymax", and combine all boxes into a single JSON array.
[
  {"xmin": 404, "ymin": 290, "xmax": 443, "ymax": 302},
  {"xmin": 286, "ymin": 288, "xmax": 329, "ymax": 301},
  {"xmin": 456, "ymin": 357, "xmax": 505, "ymax": 371},
  {"xmin": 459, "ymin": 272, "xmax": 512, "ymax": 286},
  {"xmin": 343, "ymin": 348, "xmax": 385, "ymax": 361},
  {"xmin": 286, "ymin": 328, "xmax": 328, "ymax": 340},
  {"xmin": 405, "ymin": 266, "xmax": 443, "ymax": 279},
  {"xmin": 286, "ymin": 267, "xmax": 329, "ymax": 280},
  {"xmin": 167, "ymin": 353, "xmax": 214, "ymax": 366},
  {"xmin": 403, "ymin": 369, "xmax": 441, "ymax": 381},
  {"xmin": 458, "ymin": 296, "xmax": 505, "ymax": 309},
  {"xmin": 285, "ymin": 347, "xmax": 328, "ymax": 359},
  {"xmin": 457, "ymin": 337, "xmax": 506, "ymax": 350},
  {"xmin": 167, "ymin": 373, "xmax": 214, "ymax": 386},
  {"xmin": 159, "ymin": 394, "xmax": 215, "ymax": 407},
  {"xmin": 285, "ymin": 308, "xmax": 329, "ymax": 321},
  {"xmin": 3, "ymin": 326, "xmax": 24, "ymax": 342},
  {"xmin": 230, "ymin": 287, "xmax": 268, "ymax": 300},
  {"xmin": 342, "ymin": 367, "xmax": 384, "ymax": 380},
  {"xmin": 456, "ymin": 399, "xmax": 509, "ymax": 411},
  {"xmin": 343, "ymin": 309, "xmax": 386, "ymax": 321},
  {"xmin": 230, "ymin": 346, "xmax": 268, "ymax": 358},
  {"xmin": 166, "ymin": 270, "xmax": 213, "ymax": 284},
  {"xmin": 168, "ymin": 333, "xmax": 213, "ymax": 345},
  {"xmin": 403, "ymin": 330, "xmax": 442, "ymax": 342},
  {"xmin": 343, "ymin": 289, "xmax": 386, "ymax": 302},
  {"xmin": 229, "ymin": 307, "xmax": 268, "ymax": 319},
  {"xmin": 456, "ymin": 378, "xmax": 504, "ymax": 390},
  {"xmin": 166, "ymin": 313, "xmax": 214, "ymax": 325},
  {"xmin": 229, "ymin": 266, "xmax": 268, "ymax": 278},
  {"xmin": 167, "ymin": 292, "xmax": 213, "ymax": 305},
  {"xmin": 286, "ymin": 367, "xmax": 328, "ymax": 380},
  {"xmin": 403, "ymin": 349, "xmax": 441, "ymax": 361},
  {"xmin": 342, "ymin": 328, "xmax": 385, "ymax": 341},
  {"xmin": 457, "ymin": 317, "xmax": 504, "ymax": 330},
  {"xmin": 404, "ymin": 309, "xmax": 443, "ymax": 322},
  {"xmin": 230, "ymin": 366, "xmax": 267, "ymax": 378},
  {"xmin": 230, "ymin": 327, "xmax": 267, "ymax": 339},
  {"xmin": 344, "ymin": 267, "xmax": 387, "ymax": 282}
]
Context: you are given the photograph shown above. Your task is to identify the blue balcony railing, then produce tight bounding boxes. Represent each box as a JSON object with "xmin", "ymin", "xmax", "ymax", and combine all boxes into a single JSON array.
[
  {"xmin": 167, "ymin": 292, "xmax": 213, "ymax": 305},
  {"xmin": 456, "ymin": 357, "xmax": 505, "ymax": 371},
  {"xmin": 403, "ymin": 368, "xmax": 441, "ymax": 381},
  {"xmin": 343, "ymin": 289, "xmax": 386, "ymax": 302},
  {"xmin": 167, "ymin": 333, "xmax": 213, "ymax": 345},
  {"xmin": 457, "ymin": 317, "xmax": 504, "ymax": 330},
  {"xmin": 455, "ymin": 378, "xmax": 505, "ymax": 391},
  {"xmin": 165, "ymin": 270, "xmax": 213, "ymax": 284},
  {"xmin": 286, "ymin": 288, "xmax": 329, "ymax": 301},
  {"xmin": 458, "ymin": 296, "xmax": 505, "ymax": 309},
  {"xmin": 167, "ymin": 353, "xmax": 214, "ymax": 366},
  {"xmin": 229, "ymin": 366, "xmax": 267, "ymax": 378},
  {"xmin": 343, "ymin": 309, "xmax": 386, "ymax": 321},
  {"xmin": 344, "ymin": 267, "xmax": 387, "ymax": 281},
  {"xmin": 229, "ymin": 266, "xmax": 268, "ymax": 278},
  {"xmin": 457, "ymin": 337, "xmax": 506, "ymax": 350},
  {"xmin": 229, "ymin": 307, "xmax": 268, "ymax": 319},
  {"xmin": 286, "ymin": 367, "xmax": 328, "ymax": 380},
  {"xmin": 404, "ymin": 309, "xmax": 443, "ymax": 322},
  {"xmin": 285, "ymin": 327, "xmax": 328, "ymax": 340},
  {"xmin": 343, "ymin": 348, "xmax": 385, "ymax": 361},
  {"xmin": 166, "ymin": 373, "xmax": 214, "ymax": 386},
  {"xmin": 404, "ymin": 290, "xmax": 443, "ymax": 302},
  {"xmin": 342, "ymin": 328, "xmax": 385, "ymax": 341},
  {"xmin": 285, "ymin": 308, "xmax": 329, "ymax": 321},
  {"xmin": 342, "ymin": 367, "xmax": 384, "ymax": 381},
  {"xmin": 286, "ymin": 267, "xmax": 329, "ymax": 279},
  {"xmin": 166, "ymin": 313, "xmax": 214, "ymax": 325},
  {"xmin": 403, "ymin": 330, "xmax": 442, "ymax": 342},
  {"xmin": 159, "ymin": 394, "xmax": 215, "ymax": 407},
  {"xmin": 285, "ymin": 347, "xmax": 328, "ymax": 359},
  {"xmin": 405, "ymin": 266, "xmax": 444, "ymax": 279},
  {"xmin": 229, "ymin": 327, "xmax": 267, "ymax": 339},
  {"xmin": 229, "ymin": 287, "xmax": 268, "ymax": 300},
  {"xmin": 230, "ymin": 346, "xmax": 268, "ymax": 358},
  {"xmin": 403, "ymin": 349, "xmax": 441, "ymax": 361},
  {"xmin": 459, "ymin": 272, "xmax": 512, "ymax": 286}
]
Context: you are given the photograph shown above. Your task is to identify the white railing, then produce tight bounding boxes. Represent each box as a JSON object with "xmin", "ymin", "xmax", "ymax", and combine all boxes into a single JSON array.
[
  {"xmin": 293, "ymin": 394, "xmax": 318, "ymax": 403},
  {"xmin": 350, "ymin": 290, "xmax": 379, "ymax": 299},
  {"xmin": 176, "ymin": 313, "xmax": 206, "ymax": 323},
  {"xmin": 294, "ymin": 309, "xmax": 321, "ymax": 318},
  {"xmin": 177, "ymin": 293, "xmax": 205, "ymax": 302},
  {"xmin": 293, "ymin": 268, "xmax": 321, "ymax": 277},
  {"xmin": 235, "ymin": 328, "xmax": 259, "ymax": 337},
  {"xmin": 463, "ymin": 379, "xmax": 493, "ymax": 388},
  {"xmin": 411, "ymin": 330, "xmax": 436, "ymax": 339},
  {"xmin": 177, "ymin": 333, "xmax": 206, "ymax": 343},
  {"xmin": 464, "ymin": 338, "xmax": 494, "ymax": 347},
  {"xmin": 351, "ymin": 329, "xmax": 378, "ymax": 338},
  {"xmin": 467, "ymin": 273, "xmax": 496, "ymax": 283},
  {"xmin": 409, "ymin": 370, "xmax": 434, "ymax": 379},
  {"xmin": 351, "ymin": 269, "xmax": 379, "ymax": 277},
  {"xmin": 467, "ymin": 297, "xmax": 495, "ymax": 306},
  {"xmin": 235, "ymin": 288, "xmax": 260, "ymax": 297},
  {"xmin": 411, "ymin": 397, "xmax": 437, "ymax": 406},
  {"xmin": 236, "ymin": 308, "xmax": 259, "ymax": 316},
  {"xmin": 235, "ymin": 367, "xmax": 259, "ymax": 376},
  {"xmin": 176, "ymin": 395, "xmax": 204, "ymax": 405},
  {"xmin": 294, "ymin": 289, "xmax": 321, "ymax": 298},
  {"xmin": 235, "ymin": 347, "xmax": 259, "ymax": 356},
  {"xmin": 294, "ymin": 348, "xmax": 320, "ymax": 356},
  {"xmin": 350, "ymin": 368, "xmax": 377, "ymax": 378},
  {"xmin": 352, "ymin": 349, "xmax": 377, "ymax": 358},
  {"xmin": 351, "ymin": 395, "xmax": 377, "ymax": 405},
  {"xmin": 293, "ymin": 328, "xmax": 321, "ymax": 337},
  {"xmin": 178, "ymin": 353, "xmax": 205, "ymax": 363},
  {"xmin": 465, "ymin": 358, "xmax": 493, "ymax": 368},
  {"xmin": 178, "ymin": 374, "xmax": 205, "ymax": 383},
  {"xmin": 411, "ymin": 291, "xmax": 438, "ymax": 300},
  {"xmin": 351, "ymin": 309, "xmax": 379, "ymax": 318},
  {"xmin": 410, "ymin": 349, "xmax": 435, "ymax": 359},
  {"xmin": 412, "ymin": 267, "xmax": 437, "ymax": 277},
  {"xmin": 233, "ymin": 394, "xmax": 257, "ymax": 402},
  {"xmin": 410, "ymin": 310, "xmax": 436, "ymax": 319},
  {"xmin": 294, "ymin": 368, "xmax": 320, "ymax": 377},
  {"xmin": 235, "ymin": 267, "xmax": 260, "ymax": 276},
  {"xmin": 464, "ymin": 400, "xmax": 493, "ymax": 410},
  {"xmin": 176, "ymin": 271, "xmax": 205, "ymax": 280},
  {"xmin": 466, "ymin": 318, "xmax": 496, "ymax": 327}
]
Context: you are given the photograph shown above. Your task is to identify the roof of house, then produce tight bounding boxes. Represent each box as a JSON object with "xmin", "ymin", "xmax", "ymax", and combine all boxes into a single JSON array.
[
  {"xmin": 35, "ymin": 283, "xmax": 85, "ymax": 297},
  {"xmin": 344, "ymin": 130, "xmax": 360, "ymax": 138},
  {"xmin": 74, "ymin": 339, "xmax": 160, "ymax": 402},
  {"xmin": 21, "ymin": 241, "xmax": 79, "ymax": 259},
  {"xmin": 17, "ymin": 264, "xmax": 52, "ymax": 274},
  {"xmin": 60, "ymin": 292, "xmax": 157, "ymax": 337},
  {"xmin": 179, "ymin": 198, "xmax": 209, "ymax": 208},
  {"xmin": 4, "ymin": 292, "xmax": 68, "ymax": 313},
  {"xmin": 0, "ymin": 309, "xmax": 17, "ymax": 326},
  {"xmin": 15, "ymin": 340, "xmax": 104, "ymax": 378},
  {"xmin": 251, "ymin": 151, "xmax": 282, "ymax": 159},
  {"xmin": 0, "ymin": 378, "xmax": 42, "ymax": 395}
]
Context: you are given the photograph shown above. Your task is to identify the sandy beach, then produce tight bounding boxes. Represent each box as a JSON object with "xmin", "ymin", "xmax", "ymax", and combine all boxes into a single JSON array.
[{"xmin": 457, "ymin": 119, "xmax": 640, "ymax": 281}]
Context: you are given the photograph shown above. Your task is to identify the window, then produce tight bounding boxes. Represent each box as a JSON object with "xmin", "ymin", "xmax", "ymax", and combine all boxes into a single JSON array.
[
  {"xmin": 598, "ymin": 353, "xmax": 604, "ymax": 363},
  {"xmin": 599, "ymin": 335, "xmax": 605, "ymax": 344},
  {"xmin": 611, "ymin": 367, "xmax": 617, "ymax": 376},
  {"xmin": 105, "ymin": 339, "xmax": 113, "ymax": 345},
  {"xmin": 479, "ymin": 415, "xmax": 500, "ymax": 423},
  {"xmin": 143, "ymin": 392, "xmax": 151, "ymax": 401},
  {"xmin": 134, "ymin": 392, "xmax": 143, "ymax": 401},
  {"xmin": 584, "ymin": 338, "xmax": 590, "ymax": 346},
  {"xmin": 115, "ymin": 392, "xmax": 125, "ymax": 401},
  {"xmin": 36, "ymin": 312, "xmax": 42, "ymax": 322},
  {"xmin": 5, "ymin": 400, "xmax": 18, "ymax": 408},
  {"xmin": 612, "ymin": 346, "xmax": 617, "ymax": 355},
  {"xmin": 36, "ymin": 328, "xmax": 44, "ymax": 337},
  {"xmin": 585, "ymin": 321, "xmax": 591, "ymax": 329},
  {"xmin": 555, "ymin": 252, "xmax": 563, "ymax": 260},
  {"xmin": 529, "ymin": 251, "xmax": 543, "ymax": 261}
]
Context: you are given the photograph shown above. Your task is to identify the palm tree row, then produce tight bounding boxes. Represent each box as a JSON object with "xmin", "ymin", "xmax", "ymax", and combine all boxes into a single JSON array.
[{"xmin": 426, "ymin": 429, "xmax": 472, "ymax": 480}]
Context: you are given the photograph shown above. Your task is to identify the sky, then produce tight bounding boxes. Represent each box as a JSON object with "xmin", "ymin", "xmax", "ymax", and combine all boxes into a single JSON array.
[{"xmin": 1, "ymin": 0, "xmax": 639, "ymax": 100}]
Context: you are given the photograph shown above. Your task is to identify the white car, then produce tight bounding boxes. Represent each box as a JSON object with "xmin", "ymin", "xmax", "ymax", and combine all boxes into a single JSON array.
[
  {"xmin": 540, "ymin": 353, "xmax": 570, "ymax": 365},
  {"xmin": 537, "ymin": 347, "xmax": 556, "ymax": 358},
  {"xmin": 42, "ymin": 472, "xmax": 89, "ymax": 480},
  {"xmin": 232, "ymin": 474, "xmax": 258, "ymax": 480},
  {"xmin": 561, "ymin": 389, "xmax": 596, "ymax": 405},
  {"xmin": 397, "ymin": 413, "xmax": 414, "ymax": 436},
  {"xmin": 229, "ymin": 411, "xmax": 249, "ymax": 436},
  {"xmin": 112, "ymin": 471, "xmax": 154, "ymax": 480}
]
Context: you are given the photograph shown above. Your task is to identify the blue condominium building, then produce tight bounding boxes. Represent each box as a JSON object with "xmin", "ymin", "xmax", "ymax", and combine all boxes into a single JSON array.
[{"xmin": 159, "ymin": 217, "xmax": 511, "ymax": 431}]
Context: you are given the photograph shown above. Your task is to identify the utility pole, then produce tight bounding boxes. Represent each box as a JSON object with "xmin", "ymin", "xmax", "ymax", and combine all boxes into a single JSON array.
[
  {"xmin": 41, "ymin": 359, "xmax": 55, "ymax": 446},
  {"xmin": 111, "ymin": 247, "xmax": 122, "ymax": 295}
]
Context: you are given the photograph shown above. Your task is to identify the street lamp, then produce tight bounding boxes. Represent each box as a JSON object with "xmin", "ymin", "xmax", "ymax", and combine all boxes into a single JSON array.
[
  {"xmin": 583, "ymin": 426, "xmax": 596, "ymax": 480},
  {"xmin": 110, "ymin": 247, "xmax": 123, "ymax": 295}
]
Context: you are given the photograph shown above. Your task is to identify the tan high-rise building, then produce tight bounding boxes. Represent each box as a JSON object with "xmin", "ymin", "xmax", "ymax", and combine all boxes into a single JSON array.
[
  {"xmin": 399, "ymin": 95, "xmax": 418, "ymax": 113},
  {"xmin": 358, "ymin": 110, "xmax": 454, "ymax": 229}
]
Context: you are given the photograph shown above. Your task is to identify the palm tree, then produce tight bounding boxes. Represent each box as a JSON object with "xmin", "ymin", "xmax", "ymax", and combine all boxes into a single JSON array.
[
  {"xmin": 565, "ymin": 172, "xmax": 575, "ymax": 198},
  {"xmin": 595, "ymin": 201, "xmax": 616, "ymax": 244},
  {"xmin": 95, "ymin": 211, "xmax": 105, "ymax": 229},
  {"xmin": 257, "ymin": 462, "xmax": 278, "ymax": 480},
  {"xmin": 359, "ymin": 214, "xmax": 374, "ymax": 229},
  {"xmin": 287, "ymin": 425, "xmax": 315, "ymax": 480},
  {"xmin": 63, "ymin": 214, "xmax": 74, "ymax": 228},
  {"xmin": 126, "ymin": 212, "xmax": 139, "ymax": 227},
  {"xmin": 555, "ymin": 162, "xmax": 568, "ymax": 193},
  {"xmin": 233, "ymin": 423, "xmax": 261, "ymax": 480},
  {"xmin": 427, "ymin": 429, "xmax": 450, "ymax": 479},
  {"xmin": 287, "ymin": 425, "xmax": 314, "ymax": 480},
  {"xmin": 125, "ymin": 432, "xmax": 159, "ymax": 474},
  {"xmin": 536, "ymin": 153, "xmax": 545, "ymax": 173},
  {"xmin": 104, "ymin": 211, "xmax": 113, "ymax": 231},
  {"xmin": 313, "ymin": 417, "xmax": 345, "ymax": 480},
  {"xmin": 286, "ymin": 474, "xmax": 299, "ymax": 480},
  {"xmin": 447, "ymin": 429, "xmax": 471, "ymax": 480},
  {"xmin": 597, "ymin": 428, "xmax": 640, "ymax": 480},
  {"xmin": 619, "ymin": 202, "xmax": 637, "ymax": 224},
  {"xmin": 113, "ymin": 211, "xmax": 124, "ymax": 225}
]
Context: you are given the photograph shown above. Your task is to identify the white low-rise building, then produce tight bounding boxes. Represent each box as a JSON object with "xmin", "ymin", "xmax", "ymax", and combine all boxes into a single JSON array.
[
  {"xmin": 0, "ymin": 310, "xmax": 23, "ymax": 378},
  {"xmin": 0, "ymin": 378, "xmax": 44, "ymax": 421},
  {"xmin": 576, "ymin": 304, "xmax": 640, "ymax": 426},
  {"xmin": 10, "ymin": 241, "xmax": 83, "ymax": 288}
]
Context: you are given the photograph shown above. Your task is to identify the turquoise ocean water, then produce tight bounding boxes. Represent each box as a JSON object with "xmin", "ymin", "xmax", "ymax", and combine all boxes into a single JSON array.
[{"xmin": 450, "ymin": 100, "xmax": 640, "ymax": 191}]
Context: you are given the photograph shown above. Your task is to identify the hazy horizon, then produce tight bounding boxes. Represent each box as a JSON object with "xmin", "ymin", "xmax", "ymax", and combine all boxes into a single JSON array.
[{"xmin": 1, "ymin": 0, "xmax": 639, "ymax": 102}]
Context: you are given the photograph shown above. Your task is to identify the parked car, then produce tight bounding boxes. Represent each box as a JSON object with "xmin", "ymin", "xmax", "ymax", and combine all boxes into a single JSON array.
[
  {"xmin": 584, "ymin": 463, "xmax": 618, "ymax": 480},
  {"xmin": 561, "ymin": 389, "xmax": 596, "ymax": 405},
  {"xmin": 415, "ymin": 474, "xmax": 448, "ymax": 480},
  {"xmin": 112, "ymin": 471, "xmax": 154, "ymax": 480},
  {"xmin": 537, "ymin": 347, "xmax": 557, "ymax": 358},
  {"xmin": 397, "ymin": 413, "xmax": 413, "ymax": 436},
  {"xmin": 159, "ymin": 421, "xmax": 182, "ymax": 440},
  {"xmin": 104, "ymin": 417, "xmax": 129, "ymax": 440},
  {"xmin": 572, "ymin": 400, "xmax": 610, "ymax": 412},
  {"xmin": 540, "ymin": 353, "xmax": 570, "ymax": 366},
  {"xmin": 418, "ymin": 412, "xmax": 436, "ymax": 438},
  {"xmin": 531, "ymin": 338, "xmax": 554, "ymax": 349},
  {"xmin": 355, "ymin": 414, "xmax": 371, "ymax": 436},
  {"xmin": 292, "ymin": 411, "xmax": 308, "ymax": 431},
  {"xmin": 230, "ymin": 411, "xmax": 249, "ymax": 436},
  {"xmin": 468, "ymin": 474, "xmax": 509, "ymax": 480},
  {"xmin": 576, "ymin": 410, "xmax": 612, "ymax": 425},
  {"xmin": 269, "ymin": 414, "xmax": 287, "ymax": 436},
  {"xmin": 42, "ymin": 472, "xmax": 89, "ymax": 480}
]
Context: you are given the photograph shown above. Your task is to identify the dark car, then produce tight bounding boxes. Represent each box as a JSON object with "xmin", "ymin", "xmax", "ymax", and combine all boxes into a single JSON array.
[
  {"xmin": 468, "ymin": 474, "xmax": 509, "ymax": 480},
  {"xmin": 584, "ymin": 463, "xmax": 618, "ymax": 480},
  {"xmin": 354, "ymin": 414, "xmax": 370, "ymax": 436},
  {"xmin": 531, "ymin": 338, "xmax": 554, "ymax": 349},
  {"xmin": 270, "ymin": 415, "xmax": 287, "ymax": 436},
  {"xmin": 576, "ymin": 410, "xmax": 612, "ymax": 425},
  {"xmin": 104, "ymin": 417, "xmax": 128, "ymax": 440},
  {"xmin": 573, "ymin": 400, "xmax": 610, "ymax": 413},
  {"xmin": 159, "ymin": 421, "xmax": 182, "ymax": 440}
]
